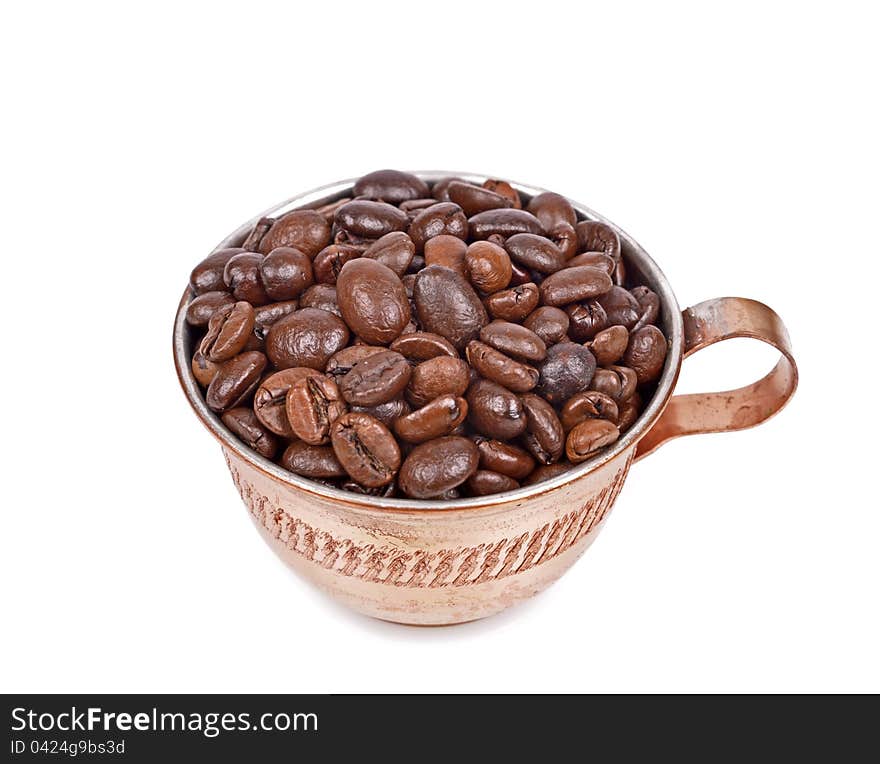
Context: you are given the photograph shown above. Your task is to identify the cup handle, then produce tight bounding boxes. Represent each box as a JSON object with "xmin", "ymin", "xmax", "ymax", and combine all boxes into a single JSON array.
[{"xmin": 635, "ymin": 297, "xmax": 798, "ymax": 460}]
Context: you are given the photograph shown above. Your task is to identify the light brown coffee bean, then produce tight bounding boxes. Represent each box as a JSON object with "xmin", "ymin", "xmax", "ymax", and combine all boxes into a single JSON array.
[
  {"xmin": 466, "ymin": 341, "xmax": 539, "ymax": 393},
  {"xmin": 406, "ymin": 356, "xmax": 470, "ymax": 407},
  {"xmin": 330, "ymin": 412, "xmax": 401, "ymax": 488},
  {"xmin": 338, "ymin": 350, "xmax": 412, "ymax": 406},
  {"xmin": 484, "ymin": 283, "xmax": 540, "ymax": 322},
  {"xmin": 588, "ymin": 325, "xmax": 629, "ymax": 366},
  {"xmin": 286, "ymin": 373, "xmax": 347, "ymax": 445},
  {"xmin": 200, "ymin": 301, "xmax": 255, "ymax": 362},
  {"xmin": 560, "ymin": 391, "xmax": 620, "ymax": 432},
  {"xmin": 393, "ymin": 395, "xmax": 468, "ymax": 443},
  {"xmin": 423, "ymin": 234, "xmax": 468, "ymax": 276},
  {"xmin": 464, "ymin": 241, "xmax": 512, "ymax": 294},
  {"xmin": 566, "ymin": 419, "xmax": 620, "ymax": 463}
]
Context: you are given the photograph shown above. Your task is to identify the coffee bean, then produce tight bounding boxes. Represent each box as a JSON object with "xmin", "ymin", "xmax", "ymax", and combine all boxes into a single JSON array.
[
  {"xmin": 539, "ymin": 265, "xmax": 613, "ymax": 307},
  {"xmin": 407, "ymin": 356, "xmax": 470, "ymax": 407},
  {"xmin": 363, "ymin": 232, "xmax": 415, "ymax": 277},
  {"xmin": 527, "ymin": 192, "xmax": 577, "ymax": 231},
  {"xmin": 191, "ymin": 349, "xmax": 221, "ymax": 387},
  {"xmin": 258, "ymin": 209, "xmax": 332, "ymax": 258},
  {"xmin": 466, "ymin": 378, "xmax": 527, "ymax": 439},
  {"xmin": 241, "ymin": 217, "xmax": 273, "ymax": 252},
  {"xmin": 475, "ymin": 439, "xmax": 535, "ymax": 480},
  {"xmin": 314, "ymin": 198, "xmax": 352, "ymax": 224},
  {"xmin": 325, "ymin": 345, "xmax": 388, "ymax": 378},
  {"xmin": 337, "ymin": 258, "xmax": 411, "ymax": 345},
  {"xmin": 200, "ymin": 301, "xmax": 255, "ymax": 362},
  {"xmin": 469, "ymin": 208, "xmax": 545, "ymax": 240},
  {"xmin": 596, "ymin": 286, "xmax": 640, "ymax": 330},
  {"xmin": 413, "ymin": 265, "xmax": 488, "ymax": 350},
  {"xmin": 351, "ymin": 398, "xmax": 411, "ymax": 427},
  {"xmin": 285, "ymin": 373, "xmax": 347, "ymax": 445},
  {"xmin": 522, "ymin": 462, "xmax": 573, "ymax": 485},
  {"xmin": 221, "ymin": 407, "xmax": 279, "ymax": 459},
  {"xmin": 431, "ymin": 176, "xmax": 467, "ymax": 202},
  {"xmin": 400, "ymin": 198, "xmax": 442, "ymax": 217},
  {"xmin": 537, "ymin": 342, "xmax": 596, "ymax": 405},
  {"xmin": 548, "ymin": 223, "xmax": 579, "ymax": 260},
  {"xmin": 334, "ymin": 200, "xmax": 409, "ymax": 239},
  {"xmin": 618, "ymin": 391, "xmax": 642, "ymax": 431},
  {"xmin": 259, "ymin": 247, "xmax": 314, "ymax": 300},
  {"xmin": 485, "ymin": 283, "xmax": 540, "ymax": 322},
  {"xmin": 394, "ymin": 394, "xmax": 468, "ymax": 443},
  {"xmin": 560, "ymin": 391, "xmax": 620, "ymax": 432},
  {"xmin": 464, "ymin": 240, "xmax": 512, "ymax": 294},
  {"xmin": 588, "ymin": 325, "xmax": 629, "ymax": 366},
  {"xmin": 223, "ymin": 253, "xmax": 270, "ymax": 306},
  {"xmin": 622, "ymin": 325, "xmax": 667, "ymax": 384},
  {"xmin": 280, "ymin": 441, "xmax": 347, "ymax": 479},
  {"xmin": 565, "ymin": 300, "xmax": 608, "ymax": 342},
  {"xmin": 576, "ymin": 220, "xmax": 621, "ymax": 264},
  {"xmin": 338, "ymin": 350, "xmax": 411, "ymax": 406},
  {"xmin": 589, "ymin": 365, "xmax": 638, "ymax": 402},
  {"xmin": 466, "ymin": 470, "xmax": 520, "ymax": 496},
  {"xmin": 312, "ymin": 244, "xmax": 361, "ymax": 285},
  {"xmin": 479, "ymin": 320, "xmax": 546, "ymax": 363},
  {"xmin": 389, "ymin": 332, "xmax": 458, "ymax": 363},
  {"xmin": 330, "ymin": 412, "xmax": 401, "ymax": 488},
  {"xmin": 398, "ymin": 436, "xmax": 478, "ymax": 498},
  {"xmin": 206, "ymin": 351, "xmax": 267, "ymax": 412},
  {"xmin": 408, "ymin": 202, "xmax": 468, "ymax": 252},
  {"xmin": 466, "ymin": 341, "xmax": 538, "ymax": 393},
  {"xmin": 520, "ymin": 393, "xmax": 565, "ymax": 464},
  {"xmin": 253, "ymin": 300, "xmax": 299, "ymax": 334},
  {"xmin": 189, "ymin": 248, "xmax": 244, "ymax": 295},
  {"xmin": 481, "ymin": 179, "xmax": 521, "ymax": 208},
  {"xmin": 630, "ymin": 285, "xmax": 661, "ymax": 330},
  {"xmin": 567, "ymin": 251, "xmax": 615, "ymax": 274},
  {"xmin": 353, "ymin": 169, "xmax": 430, "ymax": 204},
  {"xmin": 299, "ymin": 284, "xmax": 341, "ymax": 316},
  {"xmin": 566, "ymin": 418, "xmax": 620, "ymax": 463},
  {"xmin": 447, "ymin": 180, "xmax": 513, "ymax": 216},
  {"xmin": 265, "ymin": 308, "xmax": 350, "ymax": 370},
  {"xmin": 523, "ymin": 306, "xmax": 570, "ymax": 345},
  {"xmin": 186, "ymin": 291, "xmax": 235, "ymax": 326},
  {"xmin": 503, "ymin": 233, "xmax": 568, "ymax": 274},
  {"xmin": 423, "ymin": 234, "xmax": 468, "ymax": 276},
  {"xmin": 253, "ymin": 367, "xmax": 321, "ymax": 437}
]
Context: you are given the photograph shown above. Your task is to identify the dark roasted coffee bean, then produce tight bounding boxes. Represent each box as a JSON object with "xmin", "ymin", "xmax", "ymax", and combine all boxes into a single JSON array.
[
  {"xmin": 408, "ymin": 202, "xmax": 468, "ymax": 252},
  {"xmin": 314, "ymin": 197, "xmax": 352, "ymax": 224},
  {"xmin": 540, "ymin": 266, "xmax": 612, "ymax": 307},
  {"xmin": 394, "ymin": 394, "xmax": 468, "ymax": 443},
  {"xmin": 590, "ymin": 365, "xmax": 638, "ymax": 402},
  {"xmin": 480, "ymin": 320, "xmax": 546, "ymax": 362},
  {"xmin": 189, "ymin": 248, "xmax": 244, "ymax": 295},
  {"xmin": 466, "ymin": 378, "xmax": 527, "ymax": 439},
  {"xmin": 258, "ymin": 209, "xmax": 332, "ymax": 258},
  {"xmin": 253, "ymin": 300, "xmax": 299, "ymax": 334},
  {"xmin": 253, "ymin": 367, "xmax": 321, "ymax": 437},
  {"xmin": 325, "ymin": 345, "xmax": 388, "ymax": 378},
  {"xmin": 330, "ymin": 412, "xmax": 401, "ymax": 488},
  {"xmin": 537, "ymin": 342, "xmax": 596, "ymax": 405},
  {"xmin": 191, "ymin": 349, "xmax": 221, "ymax": 387},
  {"xmin": 466, "ymin": 470, "xmax": 520, "ymax": 496},
  {"xmin": 200, "ymin": 301, "xmax": 255, "ymax": 362},
  {"xmin": 464, "ymin": 240, "xmax": 512, "ymax": 294},
  {"xmin": 523, "ymin": 306, "xmax": 570, "ymax": 345},
  {"xmin": 523, "ymin": 462, "xmax": 573, "ymax": 485},
  {"xmin": 407, "ymin": 356, "xmax": 470, "ymax": 407},
  {"xmin": 469, "ymin": 208, "xmax": 545, "ymax": 240},
  {"xmin": 567, "ymin": 251, "xmax": 615, "ymax": 274},
  {"xmin": 332, "ymin": 229, "xmax": 373, "ymax": 250},
  {"xmin": 185, "ymin": 291, "xmax": 235, "ymax": 326},
  {"xmin": 527, "ymin": 192, "xmax": 577, "ymax": 231},
  {"xmin": 622, "ymin": 325, "xmax": 667, "ymax": 384},
  {"xmin": 475, "ymin": 439, "xmax": 535, "ymax": 480},
  {"xmin": 549, "ymin": 223, "xmax": 579, "ymax": 260},
  {"xmin": 630, "ymin": 285, "xmax": 661, "ymax": 330},
  {"xmin": 205, "ymin": 351, "xmax": 266, "ymax": 412},
  {"xmin": 431, "ymin": 176, "xmax": 467, "ymax": 202},
  {"xmin": 423, "ymin": 234, "xmax": 468, "ymax": 276},
  {"xmin": 242, "ymin": 217, "xmax": 273, "ymax": 252},
  {"xmin": 265, "ymin": 308, "xmax": 350, "ymax": 370},
  {"xmin": 588, "ymin": 325, "xmax": 629, "ymax": 366},
  {"xmin": 520, "ymin": 393, "xmax": 565, "ymax": 464},
  {"xmin": 413, "ymin": 265, "xmax": 488, "ymax": 350},
  {"xmin": 259, "ymin": 247, "xmax": 314, "ymax": 300},
  {"xmin": 353, "ymin": 169, "xmax": 430, "ymax": 204},
  {"xmin": 618, "ymin": 391, "xmax": 642, "ymax": 431},
  {"xmin": 336, "ymin": 258, "xmax": 411, "ymax": 345},
  {"xmin": 566, "ymin": 418, "xmax": 620, "ymax": 463},
  {"xmin": 400, "ymin": 198, "xmax": 442, "ymax": 217},
  {"xmin": 566, "ymin": 300, "xmax": 608, "ymax": 342},
  {"xmin": 223, "ymin": 252, "xmax": 270, "ymax": 306},
  {"xmin": 363, "ymin": 232, "xmax": 415, "ymax": 277},
  {"xmin": 447, "ymin": 180, "xmax": 513, "ymax": 216},
  {"xmin": 389, "ymin": 332, "xmax": 458, "ymax": 363},
  {"xmin": 466, "ymin": 341, "xmax": 538, "ymax": 393},
  {"xmin": 286, "ymin": 373, "xmax": 347, "ymax": 445},
  {"xmin": 481, "ymin": 179, "xmax": 522, "ymax": 209},
  {"xmin": 560, "ymin": 391, "xmax": 620, "ymax": 432},
  {"xmin": 334, "ymin": 200, "xmax": 409, "ymax": 239},
  {"xmin": 299, "ymin": 284, "xmax": 341, "ymax": 316},
  {"xmin": 576, "ymin": 220, "xmax": 621, "ymax": 262},
  {"xmin": 338, "ymin": 350, "xmax": 411, "ymax": 406},
  {"xmin": 398, "ymin": 436, "xmax": 478, "ymax": 498},
  {"xmin": 351, "ymin": 398, "xmax": 411, "ymax": 427},
  {"xmin": 504, "ymin": 233, "xmax": 568, "ymax": 274},
  {"xmin": 221, "ymin": 407, "xmax": 279, "ymax": 459},
  {"xmin": 280, "ymin": 441, "xmax": 347, "ymax": 479},
  {"xmin": 596, "ymin": 286, "xmax": 641, "ymax": 330},
  {"xmin": 485, "ymin": 283, "xmax": 540, "ymax": 322},
  {"xmin": 312, "ymin": 243, "xmax": 361, "ymax": 285},
  {"xmin": 508, "ymin": 260, "xmax": 532, "ymax": 286}
]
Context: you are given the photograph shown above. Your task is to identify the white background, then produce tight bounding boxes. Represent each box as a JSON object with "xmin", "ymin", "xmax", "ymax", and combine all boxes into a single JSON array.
[{"xmin": 2, "ymin": 1, "xmax": 877, "ymax": 693}]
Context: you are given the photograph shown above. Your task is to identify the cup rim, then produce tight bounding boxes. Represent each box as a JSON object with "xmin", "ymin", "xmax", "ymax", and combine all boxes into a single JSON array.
[{"xmin": 173, "ymin": 171, "xmax": 683, "ymax": 513}]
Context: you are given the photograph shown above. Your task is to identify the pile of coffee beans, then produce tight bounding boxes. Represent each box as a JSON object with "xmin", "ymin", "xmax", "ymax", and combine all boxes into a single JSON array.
[{"xmin": 185, "ymin": 170, "xmax": 668, "ymax": 499}]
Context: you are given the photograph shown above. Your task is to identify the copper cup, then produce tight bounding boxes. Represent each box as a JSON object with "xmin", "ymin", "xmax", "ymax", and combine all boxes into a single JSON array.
[{"xmin": 173, "ymin": 172, "xmax": 798, "ymax": 625}]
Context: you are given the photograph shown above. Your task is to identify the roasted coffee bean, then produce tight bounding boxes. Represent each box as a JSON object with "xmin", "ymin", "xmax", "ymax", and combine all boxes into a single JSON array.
[
  {"xmin": 588, "ymin": 325, "xmax": 629, "ymax": 366},
  {"xmin": 539, "ymin": 265, "xmax": 612, "ymax": 307},
  {"xmin": 394, "ymin": 395, "xmax": 468, "ymax": 443},
  {"xmin": 596, "ymin": 286, "xmax": 640, "ymax": 330},
  {"xmin": 286, "ymin": 373, "xmax": 347, "ymax": 445},
  {"xmin": 258, "ymin": 209, "xmax": 332, "ymax": 258},
  {"xmin": 590, "ymin": 365, "xmax": 638, "ymax": 403},
  {"xmin": 253, "ymin": 300, "xmax": 299, "ymax": 334},
  {"xmin": 527, "ymin": 192, "xmax": 577, "ymax": 231},
  {"xmin": 537, "ymin": 342, "xmax": 596, "ymax": 405},
  {"xmin": 630, "ymin": 285, "xmax": 661, "ymax": 330},
  {"xmin": 280, "ymin": 441, "xmax": 347, "ymax": 479},
  {"xmin": 560, "ymin": 391, "xmax": 620, "ymax": 432},
  {"xmin": 253, "ymin": 367, "xmax": 321, "ymax": 437},
  {"xmin": 508, "ymin": 260, "xmax": 533, "ymax": 286},
  {"xmin": 485, "ymin": 283, "xmax": 540, "ymax": 322},
  {"xmin": 337, "ymin": 258, "xmax": 410, "ymax": 345},
  {"xmin": 205, "ymin": 351, "xmax": 266, "ymax": 412},
  {"xmin": 332, "ymin": 229, "xmax": 373, "ymax": 250},
  {"xmin": 398, "ymin": 436, "xmax": 478, "ymax": 498},
  {"xmin": 464, "ymin": 240, "xmax": 512, "ymax": 293},
  {"xmin": 523, "ymin": 306, "xmax": 570, "ymax": 345},
  {"xmin": 338, "ymin": 350, "xmax": 411, "ymax": 406},
  {"xmin": 549, "ymin": 223, "xmax": 579, "ymax": 260},
  {"xmin": 353, "ymin": 169, "xmax": 430, "ymax": 204},
  {"xmin": 351, "ymin": 398, "xmax": 411, "ymax": 427},
  {"xmin": 265, "ymin": 308, "xmax": 350, "ymax": 370},
  {"xmin": 466, "ymin": 379, "xmax": 527, "ymax": 439},
  {"xmin": 363, "ymin": 232, "xmax": 415, "ymax": 277},
  {"xmin": 341, "ymin": 480, "xmax": 397, "ymax": 497},
  {"xmin": 299, "ymin": 284, "xmax": 341, "ymax": 316},
  {"xmin": 407, "ymin": 356, "xmax": 470, "ymax": 408},
  {"xmin": 389, "ymin": 332, "xmax": 458, "ymax": 363},
  {"xmin": 191, "ymin": 349, "xmax": 221, "ymax": 387},
  {"xmin": 576, "ymin": 220, "xmax": 621, "ymax": 265},
  {"xmin": 523, "ymin": 462, "xmax": 573, "ymax": 485},
  {"xmin": 431, "ymin": 176, "xmax": 467, "ymax": 202},
  {"xmin": 423, "ymin": 234, "xmax": 468, "ymax": 276},
  {"xmin": 314, "ymin": 197, "xmax": 352, "ymax": 224},
  {"xmin": 311, "ymin": 244, "xmax": 361, "ymax": 285},
  {"xmin": 567, "ymin": 251, "xmax": 615, "ymax": 274},
  {"xmin": 481, "ymin": 179, "xmax": 521, "ymax": 208},
  {"xmin": 259, "ymin": 247, "xmax": 314, "ymax": 300},
  {"xmin": 566, "ymin": 418, "xmax": 620, "ymax": 463},
  {"xmin": 400, "ymin": 198, "xmax": 442, "ymax": 217},
  {"xmin": 466, "ymin": 471, "xmax": 520, "ymax": 496},
  {"xmin": 618, "ymin": 391, "xmax": 642, "ymax": 431},
  {"xmin": 475, "ymin": 439, "xmax": 535, "ymax": 480},
  {"xmin": 413, "ymin": 265, "xmax": 488, "ymax": 350},
  {"xmin": 221, "ymin": 407, "xmax": 279, "ymax": 459},
  {"xmin": 325, "ymin": 345, "xmax": 388, "ymax": 378},
  {"xmin": 565, "ymin": 300, "xmax": 608, "ymax": 342},
  {"xmin": 189, "ymin": 248, "xmax": 245, "ymax": 295},
  {"xmin": 408, "ymin": 202, "xmax": 468, "ymax": 252},
  {"xmin": 242, "ymin": 217, "xmax": 273, "ymax": 252},
  {"xmin": 480, "ymin": 321, "xmax": 546, "ymax": 362},
  {"xmin": 334, "ymin": 199, "xmax": 409, "ymax": 239},
  {"xmin": 447, "ymin": 180, "xmax": 513, "ymax": 216},
  {"xmin": 520, "ymin": 393, "xmax": 565, "ymax": 464},
  {"xmin": 504, "ymin": 233, "xmax": 568, "ymax": 276},
  {"xmin": 185, "ymin": 291, "xmax": 235, "ymax": 326},
  {"xmin": 466, "ymin": 341, "xmax": 538, "ymax": 393},
  {"xmin": 331, "ymin": 412, "xmax": 401, "ymax": 488},
  {"xmin": 469, "ymin": 208, "xmax": 545, "ymax": 240},
  {"xmin": 223, "ymin": 253, "xmax": 270, "ymax": 306},
  {"xmin": 200, "ymin": 301, "xmax": 255, "ymax": 362},
  {"xmin": 622, "ymin": 325, "xmax": 667, "ymax": 384}
]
